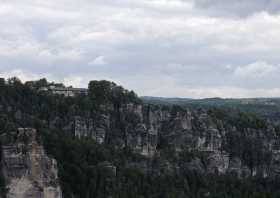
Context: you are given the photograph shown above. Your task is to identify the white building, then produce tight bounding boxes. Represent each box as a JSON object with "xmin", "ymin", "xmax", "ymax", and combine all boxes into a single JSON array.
[{"xmin": 50, "ymin": 87, "xmax": 88, "ymax": 97}]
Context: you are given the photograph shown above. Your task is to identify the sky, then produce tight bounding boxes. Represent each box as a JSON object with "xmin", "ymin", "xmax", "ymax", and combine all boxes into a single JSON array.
[{"xmin": 1, "ymin": 0, "xmax": 280, "ymax": 98}]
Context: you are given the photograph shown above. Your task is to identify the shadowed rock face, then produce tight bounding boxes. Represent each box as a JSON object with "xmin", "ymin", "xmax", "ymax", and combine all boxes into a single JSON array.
[
  {"xmin": 1, "ymin": 128, "xmax": 62, "ymax": 198},
  {"xmin": 72, "ymin": 103, "xmax": 280, "ymax": 178}
]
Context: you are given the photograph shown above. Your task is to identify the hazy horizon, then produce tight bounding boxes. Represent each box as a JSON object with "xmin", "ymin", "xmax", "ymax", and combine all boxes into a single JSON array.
[{"xmin": 1, "ymin": 0, "xmax": 280, "ymax": 98}]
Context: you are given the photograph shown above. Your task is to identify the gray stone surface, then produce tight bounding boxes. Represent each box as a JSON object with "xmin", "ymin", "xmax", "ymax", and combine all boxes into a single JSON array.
[
  {"xmin": 1, "ymin": 128, "xmax": 62, "ymax": 198},
  {"xmin": 72, "ymin": 103, "xmax": 280, "ymax": 177}
]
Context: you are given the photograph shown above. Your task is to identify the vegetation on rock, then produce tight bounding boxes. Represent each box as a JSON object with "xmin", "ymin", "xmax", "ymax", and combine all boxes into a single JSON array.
[{"xmin": 1, "ymin": 78, "xmax": 280, "ymax": 198}]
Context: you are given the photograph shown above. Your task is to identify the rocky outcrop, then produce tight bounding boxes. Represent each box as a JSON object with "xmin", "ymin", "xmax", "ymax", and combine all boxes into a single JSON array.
[
  {"xmin": 74, "ymin": 115, "xmax": 109, "ymax": 144},
  {"xmin": 1, "ymin": 128, "xmax": 62, "ymax": 198},
  {"xmin": 71, "ymin": 103, "xmax": 280, "ymax": 178}
]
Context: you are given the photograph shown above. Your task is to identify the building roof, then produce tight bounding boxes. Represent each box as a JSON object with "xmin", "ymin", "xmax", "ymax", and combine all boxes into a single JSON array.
[{"xmin": 51, "ymin": 87, "xmax": 88, "ymax": 92}]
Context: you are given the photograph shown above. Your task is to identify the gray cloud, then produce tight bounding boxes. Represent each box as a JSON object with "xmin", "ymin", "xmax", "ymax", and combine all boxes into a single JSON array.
[
  {"xmin": 193, "ymin": 0, "xmax": 280, "ymax": 17},
  {"xmin": 0, "ymin": 0, "xmax": 280, "ymax": 98}
]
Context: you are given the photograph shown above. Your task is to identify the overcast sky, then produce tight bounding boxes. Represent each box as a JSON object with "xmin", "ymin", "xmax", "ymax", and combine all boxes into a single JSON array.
[{"xmin": 1, "ymin": 0, "xmax": 280, "ymax": 98}]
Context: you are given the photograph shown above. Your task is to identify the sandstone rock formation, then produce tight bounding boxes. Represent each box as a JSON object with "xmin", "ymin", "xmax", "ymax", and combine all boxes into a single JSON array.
[
  {"xmin": 1, "ymin": 128, "xmax": 62, "ymax": 198},
  {"xmin": 72, "ymin": 103, "xmax": 280, "ymax": 178}
]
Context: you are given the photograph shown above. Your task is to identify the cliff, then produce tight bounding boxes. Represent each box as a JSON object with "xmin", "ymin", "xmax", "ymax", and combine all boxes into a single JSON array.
[
  {"xmin": 2, "ymin": 79, "xmax": 280, "ymax": 197},
  {"xmin": 72, "ymin": 103, "xmax": 280, "ymax": 178},
  {"xmin": 1, "ymin": 128, "xmax": 62, "ymax": 198}
]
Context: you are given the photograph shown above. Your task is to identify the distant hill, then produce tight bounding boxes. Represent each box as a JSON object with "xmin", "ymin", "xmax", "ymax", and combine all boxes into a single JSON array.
[{"xmin": 142, "ymin": 96, "xmax": 280, "ymax": 121}]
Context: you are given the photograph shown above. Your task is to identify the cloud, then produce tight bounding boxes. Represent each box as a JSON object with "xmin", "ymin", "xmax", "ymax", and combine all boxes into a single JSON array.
[
  {"xmin": 62, "ymin": 76, "xmax": 84, "ymax": 87},
  {"xmin": 120, "ymin": 74, "xmax": 280, "ymax": 98},
  {"xmin": 234, "ymin": 61, "xmax": 279, "ymax": 78},
  {"xmin": 0, "ymin": 0, "xmax": 280, "ymax": 98},
  {"xmin": 89, "ymin": 56, "xmax": 106, "ymax": 65},
  {"xmin": 193, "ymin": 0, "xmax": 280, "ymax": 17},
  {"xmin": 0, "ymin": 69, "xmax": 51, "ymax": 82}
]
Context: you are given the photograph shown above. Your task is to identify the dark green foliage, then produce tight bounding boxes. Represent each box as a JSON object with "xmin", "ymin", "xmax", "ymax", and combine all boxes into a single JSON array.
[
  {"xmin": 208, "ymin": 108, "xmax": 273, "ymax": 169},
  {"xmin": 208, "ymin": 108, "xmax": 268, "ymax": 130},
  {"xmin": 0, "ymin": 78, "xmax": 4, "ymax": 87},
  {"xmin": 0, "ymin": 142, "xmax": 7, "ymax": 198},
  {"xmin": 143, "ymin": 96, "xmax": 280, "ymax": 123},
  {"xmin": 88, "ymin": 80, "xmax": 141, "ymax": 107},
  {"xmin": 25, "ymin": 78, "xmax": 48, "ymax": 89},
  {"xmin": 89, "ymin": 80, "xmax": 114, "ymax": 104},
  {"xmin": 1, "ymin": 78, "xmax": 280, "ymax": 198}
]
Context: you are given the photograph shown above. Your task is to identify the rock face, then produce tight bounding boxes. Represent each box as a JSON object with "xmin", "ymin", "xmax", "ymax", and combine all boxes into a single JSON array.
[
  {"xmin": 72, "ymin": 103, "xmax": 280, "ymax": 178},
  {"xmin": 1, "ymin": 128, "xmax": 62, "ymax": 198},
  {"xmin": 74, "ymin": 116, "xmax": 107, "ymax": 144}
]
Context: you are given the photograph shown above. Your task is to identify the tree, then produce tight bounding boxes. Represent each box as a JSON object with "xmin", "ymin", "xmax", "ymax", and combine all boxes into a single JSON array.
[
  {"xmin": 0, "ymin": 78, "xmax": 5, "ymax": 87},
  {"xmin": 88, "ymin": 80, "xmax": 115, "ymax": 104},
  {"xmin": 7, "ymin": 77, "xmax": 22, "ymax": 86}
]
